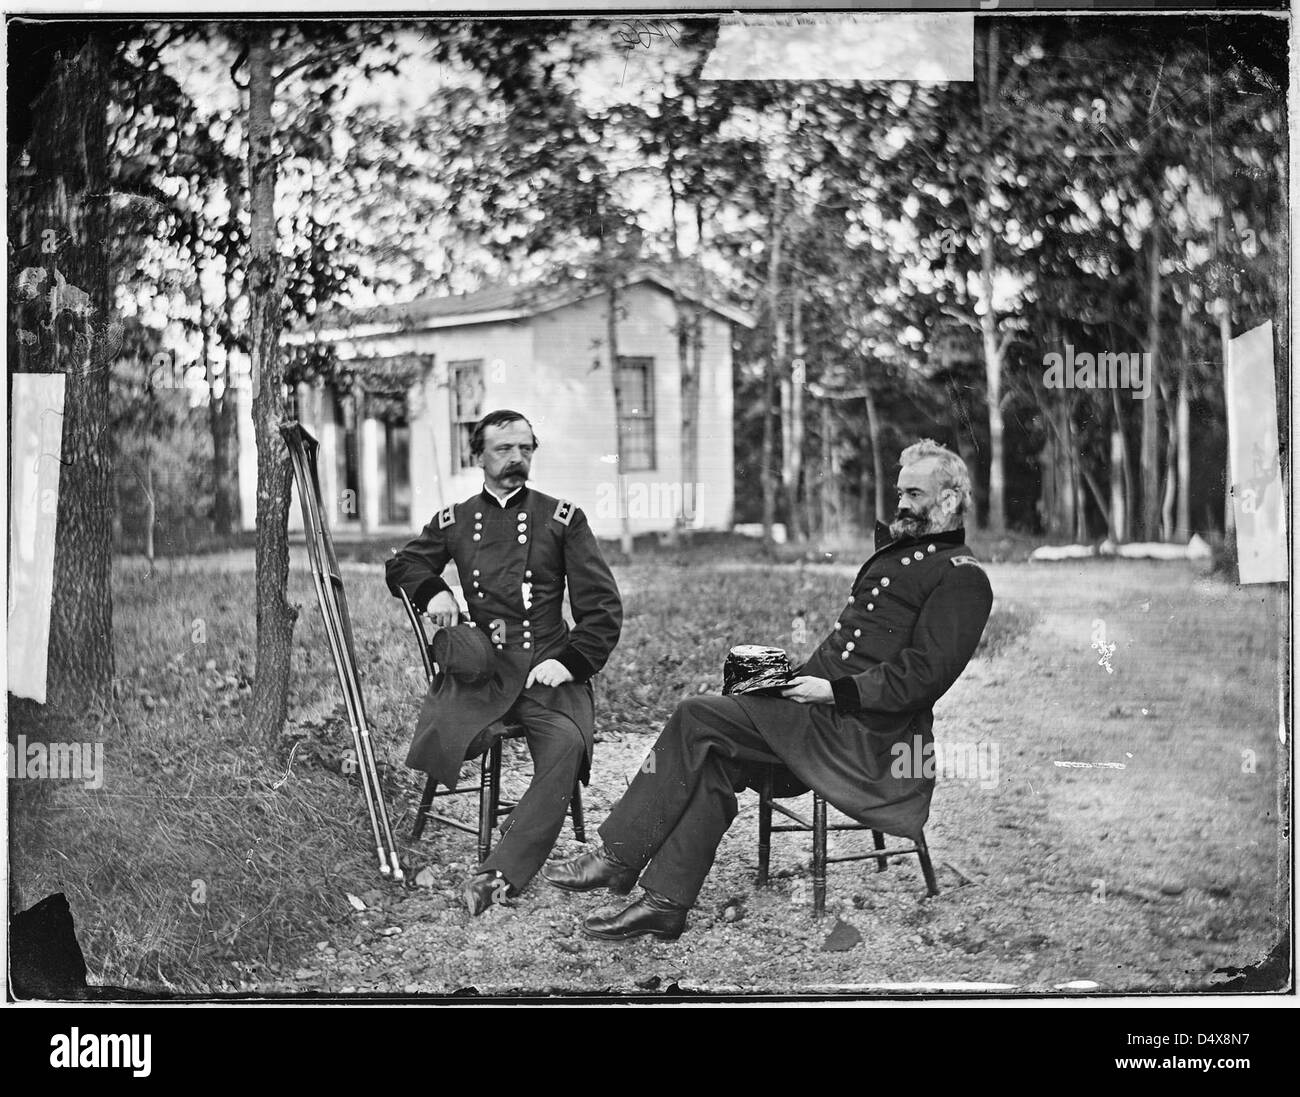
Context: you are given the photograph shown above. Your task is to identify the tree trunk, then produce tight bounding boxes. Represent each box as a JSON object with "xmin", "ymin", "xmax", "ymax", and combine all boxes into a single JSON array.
[
  {"xmin": 198, "ymin": 271, "xmax": 233, "ymax": 537},
  {"xmin": 663, "ymin": 173, "xmax": 689, "ymax": 546},
  {"xmin": 783, "ymin": 279, "xmax": 806, "ymax": 541},
  {"xmin": 220, "ymin": 155, "xmax": 247, "ymax": 532},
  {"xmin": 862, "ymin": 370, "xmax": 886, "ymax": 526},
  {"xmin": 1036, "ymin": 408, "xmax": 1059, "ymax": 538},
  {"xmin": 689, "ymin": 203, "xmax": 706, "ymax": 511},
  {"xmin": 1160, "ymin": 375, "xmax": 1178, "ymax": 541},
  {"xmin": 1109, "ymin": 425, "xmax": 1127, "ymax": 543},
  {"xmin": 977, "ymin": 26, "xmax": 1006, "ymax": 535},
  {"xmin": 1110, "ymin": 384, "xmax": 1135, "ymax": 542},
  {"xmin": 819, "ymin": 399, "xmax": 834, "ymax": 537},
  {"xmin": 1141, "ymin": 224, "xmax": 1163, "ymax": 539},
  {"xmin": 606, "ymin": 279, "xmax": 633, "ymax": 555},
  {"xmin": 1063, "ymin": 417, "xmax": 1077, "ymax": 541},
  {"xmin": 1038, "ymin": 325, "xmax": 1068, "ymax": 538},
  {"xmin": 761, "ymin": 183, "xmax": 784, "ymax": 547},
  {"xmin": 1065, "ymin": 410, "xmax": 1085, "ymax": 541},
  {"xmin": 978, "ymin": 224, "xmax": 1005, "ymax": 534},
  {"xmin": 17, "ymin": 33, "xmax": 116, "ymax": 712},
  {"xmin": 143, "ymin": 458, "xmax": 156, "ymax": 566},
  {"xmin": 1218, "ymin": 298, "xmax": 1235, "ymax": 538},
  {"xmin": 1215, "ymin": 217, "xmax": 1235, "ymax": 537},
  {"xmin": 247, "ymin": 31, "xmax": 298, "ymax": 748},
  {"xmin": 221, "ymin": 388, "xmax": 241, "ymax": 529},
  {"xmin": 1176, "ymin": 343, "xmax": 1192, "ymax": 541}
]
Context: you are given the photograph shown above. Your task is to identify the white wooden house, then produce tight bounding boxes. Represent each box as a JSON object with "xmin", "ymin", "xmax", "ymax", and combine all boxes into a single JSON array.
[{"xmin": 236, "ymin": 271, "xmax": 754, "ymax": 540}]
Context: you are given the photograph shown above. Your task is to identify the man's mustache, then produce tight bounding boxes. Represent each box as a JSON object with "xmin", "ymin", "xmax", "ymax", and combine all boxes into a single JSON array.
[{"xmin": 503, "ymin": 465, "xmax": 527, "ymax": 476}]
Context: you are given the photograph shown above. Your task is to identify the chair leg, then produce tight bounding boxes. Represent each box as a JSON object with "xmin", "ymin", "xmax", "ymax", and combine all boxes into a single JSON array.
[
  {"xmin": 916, "ymin": 831, "xmax": 940, "ymax": 898},
  {"xmin": 569, "ymin": 780, "xmax": 586, "ymax": 843},
  {"xmin": 873, "ymin": 829, "xmax": 887, "ymax": 872},
  {"xmin": 756, "ymin": 766, "xmax": 773, "ymax": 886},
  {"xmin": 412, "ymin": 774, "xmax": 437, "ymax": 840},
  {"xmin": 812, "ymin": 795, "xmax": 827, "ymax": 917},
  {"xmin": 478, "ymin": 744, "xmax": 500, "ymax": 866}
]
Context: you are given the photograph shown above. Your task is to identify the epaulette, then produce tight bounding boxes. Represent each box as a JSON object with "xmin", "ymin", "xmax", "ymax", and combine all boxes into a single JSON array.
[
  {"xmin": 950, "ymin": 555, "xmax": 980, "ymax": 567},
  {"xmin": 553, "ymin": 499, "xmax": 575, "ymax": 526},
  {"xmin": 437, "ymin": 505, "xmax": 456, "ymax": 530}
]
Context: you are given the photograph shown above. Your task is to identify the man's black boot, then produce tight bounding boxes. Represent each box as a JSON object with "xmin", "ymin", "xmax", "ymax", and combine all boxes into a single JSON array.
[
  {"xmin": 581, "ymin": 889, "xmax": 689, "ymax": 941},
  {"xmin": 463, "ymin": 870, "xmax": 515, "ymax": 916},
  {"xmin": 541, "ymin": 844, "xmax": 638, "ymax": 895}
]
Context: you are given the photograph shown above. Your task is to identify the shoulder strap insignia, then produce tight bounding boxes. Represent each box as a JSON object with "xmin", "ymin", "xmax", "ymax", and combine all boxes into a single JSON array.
[
  {"xmin": 437, "ymin": 505, "xmax": 456, "ymax": 530},
  {"xmin": 553, "ymin": 500, "xmax": 575, "ymax": 526},
  {"xmin": 950, "ymin": 555, "xmax": 980, "ymax": 567}
]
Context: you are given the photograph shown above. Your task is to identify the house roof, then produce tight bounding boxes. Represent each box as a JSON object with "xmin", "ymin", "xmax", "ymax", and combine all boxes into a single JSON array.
[{"xmin": 291, "ymin": 268, "xmax": 756, "ymax": 343}]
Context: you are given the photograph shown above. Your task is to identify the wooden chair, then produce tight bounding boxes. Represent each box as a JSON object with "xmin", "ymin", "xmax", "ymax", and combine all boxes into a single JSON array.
[
  {"xmin": 398, "ymin": 588, "xmax": 585, "ymax": 864},
  {"xmin": 756, "ymin": 764, "xmax": 938, "ymax": 916}
]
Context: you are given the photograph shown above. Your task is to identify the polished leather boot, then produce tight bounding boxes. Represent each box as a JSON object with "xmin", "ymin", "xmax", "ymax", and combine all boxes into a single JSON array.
[
  {"xmin": 463, "ymin": 870, "xmax": 515, "ymax": 917},
  {"xmin": 541, "ymin": 845, "xmax": 638, "ymax": 895},
  {"xmin": 581, "ymin": 890, "xmax": 689, "ymax": 941}
]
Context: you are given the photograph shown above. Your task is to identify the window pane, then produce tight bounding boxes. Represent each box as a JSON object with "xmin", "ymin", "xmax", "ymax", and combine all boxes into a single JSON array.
[
  {"xmin": 449, "ymin": 361, "xmax": 484, "ymax": 472},
  {"xmin": 450, "ymin": 361, "xmax": 483, "ymax": 422},
  {"xmin": 617, "ymin": 357, "xmax": 653, "ymax": 415},
  {"xmin": 619, "ymin": 419, "xmax": 651, "ymax": 471},
  {"xmin": 615, "ymin": 357, "xmax": 654, "ymax": 470},
  {"xmin": 456, "ymin": 423, "xmax": 475, "ymax": 472}
]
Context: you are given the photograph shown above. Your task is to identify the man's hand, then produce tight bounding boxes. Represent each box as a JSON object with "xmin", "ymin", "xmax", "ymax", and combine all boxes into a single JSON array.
[
  {"xmin": 779, "ymin": 675, "xmax": 834, "ymax": 705},
  {"xmin": 425, "ymin": 590, "xmax": 461, "ymax": 629},
  {"xmin": 525, "ymin": 659, "xmax": 574, "ymax": 689}
]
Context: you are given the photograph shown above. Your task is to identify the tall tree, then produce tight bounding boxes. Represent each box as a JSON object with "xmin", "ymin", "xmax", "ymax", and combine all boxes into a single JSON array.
[
  {"xmin": 9, "ymin": 26, "xmax": 117, "ymax": 711},
  {"xmin": 244, "ymin": 26, "xmax": 298, "ymax": 746}
]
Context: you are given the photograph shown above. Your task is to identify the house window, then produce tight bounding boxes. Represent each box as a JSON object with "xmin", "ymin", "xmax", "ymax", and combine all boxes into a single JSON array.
[
  {"xmin": 449, "ymin": 360, "xmax": 484, "ymax": 473},
  {"xmin": 616, "ymin": 356, "xmax": 655, "ymax": 471}
]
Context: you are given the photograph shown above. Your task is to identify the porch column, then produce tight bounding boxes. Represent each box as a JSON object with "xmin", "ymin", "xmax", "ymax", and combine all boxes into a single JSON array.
[
  {"xmin": 357, "ymin": 385, "xmax": 381, "ymax": 532},
  {"xmin": 317, "ymin": 382, "xmax": 342, "ymax": 527}
]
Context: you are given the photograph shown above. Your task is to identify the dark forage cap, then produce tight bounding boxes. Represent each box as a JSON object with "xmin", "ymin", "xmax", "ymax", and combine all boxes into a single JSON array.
[
  {"xmin": 431, "ymin": 622, "xmax": 498, "ymax": 684},
  {"xmin": 723, "ymin": 645, "xmax": 793, "ymax": 696}
]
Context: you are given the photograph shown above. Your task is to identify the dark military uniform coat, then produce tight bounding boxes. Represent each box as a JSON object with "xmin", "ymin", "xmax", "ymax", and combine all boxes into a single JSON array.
[
  {"xmin": 385, "ymin": 486, "xmax": 623, "ymax": 792},
  {"xmin": 733, "ymin": 523, "xmax": 993, "ymax": 840}
]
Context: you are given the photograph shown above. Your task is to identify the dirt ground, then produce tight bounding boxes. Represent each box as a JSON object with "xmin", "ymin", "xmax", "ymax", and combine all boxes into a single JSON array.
[{"xmin": 262, "ymin": 558, "xmax": 1287, "ymax": 997}]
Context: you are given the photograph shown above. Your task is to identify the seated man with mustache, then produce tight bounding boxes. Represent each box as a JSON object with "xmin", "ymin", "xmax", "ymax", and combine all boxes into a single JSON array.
[
  {"xmin": 386, "ymin": 410, "xmax": 623, "ymax": 917},
  {"xmin": 543, "ymin": 439, "xmax": 993, "ymax": 940}
]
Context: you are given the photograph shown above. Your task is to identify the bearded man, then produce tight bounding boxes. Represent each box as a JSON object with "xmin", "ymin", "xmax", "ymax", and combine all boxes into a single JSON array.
[{"xmin": 543, "ymin": 439, "xmax": 993, "ymax": 940}]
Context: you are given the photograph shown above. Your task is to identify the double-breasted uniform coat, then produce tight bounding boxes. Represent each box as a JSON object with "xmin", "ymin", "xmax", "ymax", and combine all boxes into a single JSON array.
[
  {"xmin": 597, "ymin": 522, "xmax": 993, "ymax": 908},
  {"xmin": 734, "ymin": 522, "xmax": 994, "ymax": 836},
  {"xmin": 386, "ymin": 485, "xmax": 622, "ymax": 885}
]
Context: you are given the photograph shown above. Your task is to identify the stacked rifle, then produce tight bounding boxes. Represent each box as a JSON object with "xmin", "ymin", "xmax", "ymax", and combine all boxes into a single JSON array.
[{"xmin": 281, "ymin": 421, "xmax": 404, "ymax": 881}]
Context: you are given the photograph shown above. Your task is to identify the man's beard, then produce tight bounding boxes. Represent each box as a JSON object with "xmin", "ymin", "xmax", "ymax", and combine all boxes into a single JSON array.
[{"xmin": 889, "ymin": 507, "xmax": 934, "ymax": 540}]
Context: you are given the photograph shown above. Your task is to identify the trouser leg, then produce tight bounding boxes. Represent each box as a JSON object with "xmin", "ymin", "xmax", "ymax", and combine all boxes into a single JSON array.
[
  {"xmin": 599, "ymin": 695, "xmax": 781, "ymax": 907},
  {"xmin": 479, "ymin": 698, "xmax": 585, "ymax": 889}
]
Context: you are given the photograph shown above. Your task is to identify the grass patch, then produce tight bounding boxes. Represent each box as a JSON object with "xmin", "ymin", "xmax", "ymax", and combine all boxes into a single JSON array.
[
  {"xmin": 8, "ymin": 559, "xmax": 430, "ymax": 994},
  {"xmin": 0, "ymin": 556, "xmax": 1087, "ymax": 995},
  {"xmin": 976, "ymin": 601, "xmax": 1038, "ymax": 658}
]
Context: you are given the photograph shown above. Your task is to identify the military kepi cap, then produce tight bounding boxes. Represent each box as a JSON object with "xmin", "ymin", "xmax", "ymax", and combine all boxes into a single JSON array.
[
  {"xmin": 722, "ymin": 645, "xmax": 793, "ymax": 696},
  {"xmin": 431, "ymin": 622, "xmax": 497, "ymax": 684}
]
